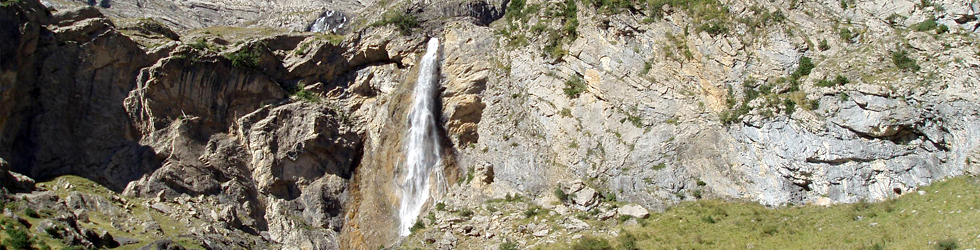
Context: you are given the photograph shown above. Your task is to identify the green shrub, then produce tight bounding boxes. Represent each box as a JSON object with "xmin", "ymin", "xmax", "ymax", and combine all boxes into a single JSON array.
[
  {"xmin": 838, "ymin": 27, "xmax": 855, "ymax": 41},
  {"xmin": 506, "ymin": 0, "xmax": 526, "ymax": 20},
  {"xmin": 625, "ymin": 114, "xmax": 642, "ymax": 128},
  {"xmin": 935, "ymin": 238, "xmax": 958, "ymax": 250},
  {"xmin": 287, "ymin": 83, "xmax": 321, "ymax": 103},
  {"xmin": 571, "ymin": 236, "xmax": 613, "ymax": 250},
  {"xmin": 806, "ymin": 99, "xmax": 820, "ymax": 111},
  {"xmin": 698, "ymin": 20, "xmax": 728, "ymax": 36},
  {"xmin": 435, "ymin": 202, "xmax": 446, "ymax": 211},
  {"xmin": 458, "ymin": 208, "xmax": 474, "ymax": 217},
  {"xmin": 24, "ymin": 208, "xmax": 38, "ymax": 218},
  {"xmin": 499, "ymin": 241, "xmax": 519, "ymax": 250},
  {"xmin": 523, "ymin": 206, "xmax": 541, "ymax": 218},
  {"xmin": 603, "ymin": 192, "xmax": 617, "ymax": 202},
  {"xmin": 816, "ymin": 74, "xmax": 849, "ymax": 87},
  {"xmin": 919, "ymin": 0, "xmax": 945, "ymax": 12},
  {"xmin": 784, "ymin": 99, "xmax": 796, "ymax": 115},
  {"xmin": 555, "ymin": 187, "xmax": 569, "ymax": 202},
  {"xmin": 818, "ymin": 39, "xmax": 830, "ymax": 51},
  {"xmin": 374, "ymin": 11, "xmax": 420, "ymax": 35},
  {"xmin": 2, "ymin": 227, "xmax": 33, "ymax": 250},
  {"xmin": 409, "ymin": 220, "xmax": 425, "ymax": 234},
  {"xmin": 693, "ymin": 189, "xmax": 703, "ymax": 199},
  {"xmin": 188, "ymin": 38, "xmax": 219, "ymax": 51},
  {"xmin": 936, "ymin": 24, "xmax": 949, "ymax": 34},
  {"xmin": 225, "ymin": 46, "xmax": 262, "ymax": 68},
  {"xmin": 544, "ymin": 38, "xmax": 568, "ymax": 59},
  {"xmin": 563, "ymin": 76, "xmax": 587, "ymax": 98},
  {"xmin": 891, "ymin": 50, "xmax": 920, "ymax": 72},
  {"xmin": 791, "ymin": 56, "xmax": 815, "ymax": 79},
  {"xmin": 426, "ymin": 212, "xmax": 436, "ymax": 223}
]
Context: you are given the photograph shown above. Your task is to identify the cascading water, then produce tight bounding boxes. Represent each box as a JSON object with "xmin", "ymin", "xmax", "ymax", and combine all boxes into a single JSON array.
[
  {"xmin": 398, "ymin": 37, "xmax": 444, "ymax": 236},
  {"xmin": 308, "ymin": 10, "xmax": 347, "ymax": 33}
]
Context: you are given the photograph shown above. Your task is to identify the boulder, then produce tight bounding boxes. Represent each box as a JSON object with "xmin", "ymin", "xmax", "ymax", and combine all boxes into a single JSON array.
[
  {"xmin": 572, "ymin": 186, "xmax": 599, "ymax": 208},
  {"xmin": 618, "ymin": 204, "xmax": 650, "ymax": 219}
]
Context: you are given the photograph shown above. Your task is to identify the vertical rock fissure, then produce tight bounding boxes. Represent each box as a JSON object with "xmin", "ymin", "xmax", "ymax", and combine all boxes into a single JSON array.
[{"xmin": 398, "ymin": 37, "xmax": 443, "ymax": 236}]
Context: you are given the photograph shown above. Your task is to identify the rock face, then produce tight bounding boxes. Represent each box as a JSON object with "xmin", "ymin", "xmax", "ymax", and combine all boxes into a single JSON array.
[{"xmin": 450, "ymin": 0, "xmax": 980, "ymax": 213}]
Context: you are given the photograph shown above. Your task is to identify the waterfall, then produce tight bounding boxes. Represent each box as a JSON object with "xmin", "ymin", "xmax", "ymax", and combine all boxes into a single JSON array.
[
  {"xmin": 398, "ymin": 38, "xmax": 443, "ymax": 236},
  {"xmin": 309, "ymin": 10, "xmax": 347, "ymax": 33}
]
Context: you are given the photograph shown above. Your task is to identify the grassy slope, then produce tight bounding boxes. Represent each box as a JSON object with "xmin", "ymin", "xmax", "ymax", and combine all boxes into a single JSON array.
[
  {"xmin": 543, "ymin": 175, "xmax": 979, "ymax": 250},
  {"xmin": 1, "ymin": 176, "xmax": 205, "ymax": 250}
]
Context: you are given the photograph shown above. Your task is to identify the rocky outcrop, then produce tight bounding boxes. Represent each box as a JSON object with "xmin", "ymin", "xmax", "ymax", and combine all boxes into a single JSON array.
[
  {"xmin": 0, "ymin": 3, "xmax": 159, "ymax": 191},
  {"xmin": 451, "ymin": 0, "xmax": 980, "ymax": 213},
  {"xmin": 125, "ymin": 46, "xmax": 288, "ymax": 135}
]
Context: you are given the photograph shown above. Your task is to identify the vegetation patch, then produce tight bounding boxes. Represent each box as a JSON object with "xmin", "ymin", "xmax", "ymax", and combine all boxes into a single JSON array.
[
  {"xmin": 0, "ymin": 0, "xmax": 22, "ymax": 7},
  {"xmin": 539, "ymin": 175, "xmax": 980, "ymax": 249},
  {"xmin": 912, "ymin": 17, "xmax": 938, "ymax": 32},
  {"xmin": 816, "ymin": 74, "xmax": 849, "ymax": 87},
  {"xmin": 891, "ymin": 50, "xmax": 920, "ymax": 72},
  {"xmin": 570, "ymin": 236, "xmax": 612, "ymax": 250},
  {"xmin": 286, "ymin": 82, "xmax": 321, "ymax": 103},
  {"xmin": 720, "ymin": 56, "xmax": 820, "ymax": 125},
  {"xmin": 224, "ymin": 44, "xmax": 264, "ymax": 69},
  {"xmin": 188, "ymin": 38, "xmax": 220, "ymax": 52},
  {"xmin": 563, "ymin": 76, "xmax": 587, "ymax": 99},
  {"xmin": 372, "ymin": 11, "xmax": 420, "ymax": 35},
  {"xmin": 409, "ymin": 220, "xmax": 425, "ymax": 234}
]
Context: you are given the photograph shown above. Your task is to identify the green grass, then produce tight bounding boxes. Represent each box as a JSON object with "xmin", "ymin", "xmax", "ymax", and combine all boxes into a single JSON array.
[
  {"xmin": 372, "ymin": 11, "xmax": 420, "ymax": 35},
  {"xmin": 570, "ymin": 236, "xmax": 612, "ymax": 250},
  {"xmin": 540, "ymin": 175, "xmax": 980, "ymax": 249},
  {"xmin": 913, "ymin": 18, "xmax": 938, "ymax": 32},
  {"xmin": 499, "ymin": 240, "xmax": 519, "ymax": 250},
  {"xmin": 0, "ymin": 175, "xmax": 207, "ymax": 250}
]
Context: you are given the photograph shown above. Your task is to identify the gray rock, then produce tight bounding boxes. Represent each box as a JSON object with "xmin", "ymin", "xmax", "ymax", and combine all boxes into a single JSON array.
[
  {"xmin": 563, "ymin": 218, "xmax": 590, "ymax": 232},
  {"xmin": 572, "ymin": 186, "xmax": 599, "ymax": 208},
  {"xmin": 617, "ymin": 204, "xmax": 649, "ymax": 219},
  {"xmin": 532, "ymin": 228, "xmax": 549, "ymax": 237}
]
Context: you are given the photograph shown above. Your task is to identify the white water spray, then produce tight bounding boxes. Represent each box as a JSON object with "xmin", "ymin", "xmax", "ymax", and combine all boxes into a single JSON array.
[{"xmin": 398, "ymin": 38, "xmax": 443, "ymax": 236}]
